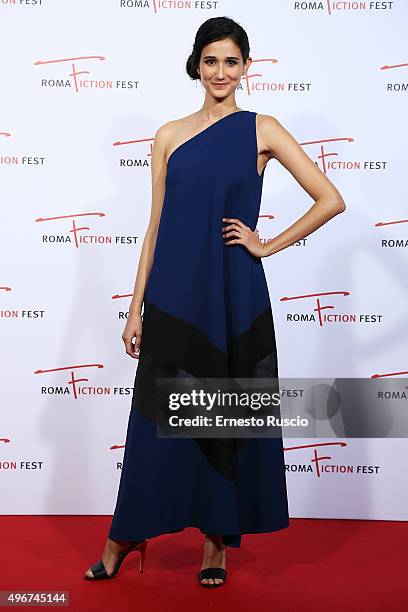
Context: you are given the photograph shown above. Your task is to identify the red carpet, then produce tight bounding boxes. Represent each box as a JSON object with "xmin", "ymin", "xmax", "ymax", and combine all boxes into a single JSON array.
[{"xmin": 1, "ymin": 516, "xmax": 406, "ymax": 611}]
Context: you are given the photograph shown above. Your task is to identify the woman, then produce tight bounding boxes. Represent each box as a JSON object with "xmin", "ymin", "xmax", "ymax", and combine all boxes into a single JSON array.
[{"xmin": 84, "ymin": 16, "xmax": 345, "ymax": 587}]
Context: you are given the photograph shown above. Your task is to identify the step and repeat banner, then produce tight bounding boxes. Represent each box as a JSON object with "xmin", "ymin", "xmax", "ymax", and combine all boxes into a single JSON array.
[{"xmin": 1, "ymin": 1, "xmax": 407, "ymax": 520}]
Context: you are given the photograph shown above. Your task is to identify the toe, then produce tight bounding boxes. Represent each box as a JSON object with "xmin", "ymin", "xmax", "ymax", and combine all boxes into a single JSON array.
[{"xmin": 85, "ymin": 569, "xmax": 94, "ymax": 578}]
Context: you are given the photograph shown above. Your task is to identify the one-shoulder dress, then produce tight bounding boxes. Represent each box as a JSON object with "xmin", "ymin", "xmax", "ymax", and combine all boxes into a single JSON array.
[{"xmin": 108, "ymin": 110, "xmax": 290, "ymax": 548}]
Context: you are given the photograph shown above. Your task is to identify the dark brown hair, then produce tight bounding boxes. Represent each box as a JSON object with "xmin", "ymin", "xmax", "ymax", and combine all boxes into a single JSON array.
[{"xmin": 186, "ymin": 16, "xmax": 250, "ymax": 80}]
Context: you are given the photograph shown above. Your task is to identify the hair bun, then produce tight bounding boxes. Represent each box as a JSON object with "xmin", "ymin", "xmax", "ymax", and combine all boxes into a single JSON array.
[{"xmin": 186, "ymin": 53, "xmax": 200, "ymax": 80}]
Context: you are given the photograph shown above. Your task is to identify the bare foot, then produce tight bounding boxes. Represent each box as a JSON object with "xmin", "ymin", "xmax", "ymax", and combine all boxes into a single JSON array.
[
  {"xmin": 84, "ymin": 538, "xmax": 135, "ymax": 578},
  {"xmin": 200, "ymin": 534, "xmax": 226, "ymax": 586}
]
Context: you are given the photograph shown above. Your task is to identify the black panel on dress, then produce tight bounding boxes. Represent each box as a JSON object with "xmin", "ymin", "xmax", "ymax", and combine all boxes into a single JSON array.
[{"xmin": 131, "ymin": 300, "xmax": 279, "ymax": 481}]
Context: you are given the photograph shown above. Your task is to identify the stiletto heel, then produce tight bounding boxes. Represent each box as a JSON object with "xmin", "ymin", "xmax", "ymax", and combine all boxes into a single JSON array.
[{"xmin": 84, "ymin": 539, "xmax": 148, "ymax": 580}]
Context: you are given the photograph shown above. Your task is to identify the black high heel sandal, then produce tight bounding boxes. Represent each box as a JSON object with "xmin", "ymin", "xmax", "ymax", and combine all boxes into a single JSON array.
[
  {"xmin": 83, "ymin": 539, "xmax": 147, "ymax": 580},
  {"xmin": 197, "ymin": 567, "xmax": 227, "ymax": 588}
]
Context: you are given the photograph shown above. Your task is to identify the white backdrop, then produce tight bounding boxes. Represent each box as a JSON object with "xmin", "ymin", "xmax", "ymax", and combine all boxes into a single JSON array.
[{"xmin": 1, "ymin": 1, "xmax": 407, "ymax": 520}]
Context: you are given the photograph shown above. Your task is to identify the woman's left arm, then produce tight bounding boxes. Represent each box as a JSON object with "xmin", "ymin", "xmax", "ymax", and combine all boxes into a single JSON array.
[{"xmin": 222, "ymin": 114, "xmax": 346, "ymax": 258}]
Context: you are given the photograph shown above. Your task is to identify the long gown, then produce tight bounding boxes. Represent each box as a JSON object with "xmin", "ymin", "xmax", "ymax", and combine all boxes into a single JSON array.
[{"xmin": 108, "ymin": 110, "xmax": 290, "ymax": 548}]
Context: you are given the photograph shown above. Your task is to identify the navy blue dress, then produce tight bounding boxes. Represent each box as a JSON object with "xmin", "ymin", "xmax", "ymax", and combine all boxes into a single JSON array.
[{"xmin": 108, "ymin": 110, "xmax": 289, "ymax": 548}]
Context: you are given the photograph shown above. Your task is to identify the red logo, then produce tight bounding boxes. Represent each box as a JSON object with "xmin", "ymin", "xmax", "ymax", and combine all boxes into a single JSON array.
[
  {"xmin": 35, "ymin": 212, "xmax": 138, "ymax": 248},
  {"xmin": 284, "ymin": 441, "xmax": 380, "ymax": 478},
  {"xmin": 34, "ymin": 55, "xmax": 140, "ymax": 94}
]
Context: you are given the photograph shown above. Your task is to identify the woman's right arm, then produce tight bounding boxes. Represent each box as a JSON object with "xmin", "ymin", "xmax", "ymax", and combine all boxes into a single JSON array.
[{"xmin": 122, "ymin": 122, "xmax": 171, "ymax": 359}]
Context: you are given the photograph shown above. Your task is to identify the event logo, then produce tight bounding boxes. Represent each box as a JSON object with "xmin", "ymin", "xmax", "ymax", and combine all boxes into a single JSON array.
[
  {"xmin": 0, "ymin": 461, "xmax": 44, "ymax": 471},
  {"xmin": 2, "ymin": 0, "xmax": 223, "ymax": 13},
  {"xmin": 380, "ymin": 61, "xmax": 408, "ymax": 92},
  {"xmin": 113, "ymin": 134, "xmax": 154, "ymax": 168},
  {"xmin": 0, "ymin": 286, "xmax": 46, "ymax": 320},
  {"xmin": 371, "ymin": 371, "xmax": 408, "ymax": 401},
  {"xmin": 35, "ymin": 212, "xmax": 138, "ymax": 248},
  {"xmin": 374, "ymin": 217, "xmax": 408, "ymax": 248},
  {"xmin": 284, "ymin": 441, "xmax": 381, "ymax": 478},
  {"xmin": 0, "ymin": 0, "xmax": 43, "ymax": 7},
  {"xmin": 0, "ymin": 437, "xmax": 44, "ymax": 472},
  {"xmin": 293, "ymin": 1, "xmax": 395, "ymax": 15},
  {"xmin": 119, "ymin": 0, "xmax": 221, "ymax": 13},
  {"xmin": 300, "ymin": 136, "xmax": 387, "ymax": 176},
  {"xmin": 280, "ymin": 290, "xmax": 383, "ymax": 327},
  {"xmin": 34, "ymin": 362, "xmax": 132, "ymax": 399},
  {"xmin": 0, "ymin": 131, "xmax": 45, "ymax": 167},
  {"xmin": 238, "ymin": 57, "xmax": 311, "ymax": 96},
  {"xmin": 34, "ymin": 55, "xmax": 140, "ymax": 94}
]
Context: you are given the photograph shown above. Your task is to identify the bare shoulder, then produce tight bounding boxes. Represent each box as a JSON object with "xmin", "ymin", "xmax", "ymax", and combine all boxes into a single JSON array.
[
  {"xmin": 256, "ymin": 113, "xmax": 281, "ymax": 125},
  {"xmin": 153, "ymin": 119, "xmax": 179, "ymax": 148},
  {"xmin": 154, "ymin": 113, "xmax": 199, "ymax": 158},
  {"xmin": 256, "ymin": 113, "xmax": 287, "ymax": 131}
]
